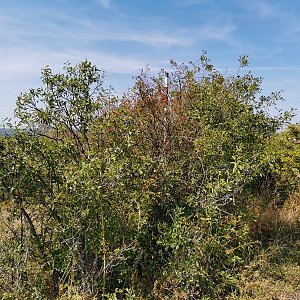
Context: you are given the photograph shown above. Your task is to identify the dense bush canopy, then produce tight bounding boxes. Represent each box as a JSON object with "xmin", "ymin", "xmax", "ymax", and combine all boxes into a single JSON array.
[{"xmin": 0, "ymin": 55, "xmax": 297, "ymax": 299}]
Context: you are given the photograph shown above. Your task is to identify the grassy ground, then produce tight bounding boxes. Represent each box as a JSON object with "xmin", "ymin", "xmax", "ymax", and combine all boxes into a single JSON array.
[
  {"xmin": 229, "ymin": 187, "xmax": 300, "ymax": 300},
  {"xmin": 230, "ymin": 242, "xmax": 300, "ymax": 300}
]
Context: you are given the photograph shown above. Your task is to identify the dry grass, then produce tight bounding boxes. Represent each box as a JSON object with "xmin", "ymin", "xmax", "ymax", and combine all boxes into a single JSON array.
[
  {"xmin": 229, "ymin": 186, "xmax": 300, "ymax": 300},
  {"xmin": 247, "ymin": 183, "xmax": 300, "ymax": 242},
  {"xmin": 280, "ymin": 188, "xmax": 300, "ymax": 230},
  {"xmin": 231, "ymin": 241, "xmax": 300, "ymax": 300}
]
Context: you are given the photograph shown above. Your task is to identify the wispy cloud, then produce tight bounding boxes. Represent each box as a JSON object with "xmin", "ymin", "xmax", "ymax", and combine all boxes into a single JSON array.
[
  {"xmin": 0, "ymin": 10, "xmax": 240, "ymax": 83},
  {"xmin": 197, "ymin": 24, "xmax": 237, "ymax": 41},
  {"xmin": 98, "ymin": 0, "xmax": 111, "ymax": 8},
  {"xmin": 0, "ymin": 44, "xmax": 165, "ymax": 84},
  {"xmin": 189, "ymin": 24, "xmax": 241, "ymax": 49},
  {"xmin": 0, "ymin": 11, "xmax": 192, "ymax": 49},
  {"xmin": 241, "ymin": 0, "xmax": 275, "ymax": 18},
  {"xmin": 93, "ymin": 30, "xmax": 193, "ymax": 47}
]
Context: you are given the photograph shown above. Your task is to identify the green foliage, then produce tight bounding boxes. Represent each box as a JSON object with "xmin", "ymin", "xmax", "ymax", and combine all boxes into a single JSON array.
[
  {"xmin": 265, "ymin": 124, "xmax": 300, "ymax": 200},
  {"xmin": 155, "ymin": 208, "xmax": 257, "ymax": 299},
  {"xmin": 0, "ymin": 55, "xmax": 295, "ymax": 299}
]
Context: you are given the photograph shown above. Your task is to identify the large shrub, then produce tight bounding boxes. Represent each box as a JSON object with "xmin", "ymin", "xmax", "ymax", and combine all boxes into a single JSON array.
[{"xmin": 0, "ymin": 55, "xmax": 293, "ymax": 299}]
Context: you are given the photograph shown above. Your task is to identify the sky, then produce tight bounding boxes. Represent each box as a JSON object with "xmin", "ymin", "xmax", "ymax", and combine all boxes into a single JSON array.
[{"xmin": 0, "ymin": 0, "xmax": 299, "ymax": 123}]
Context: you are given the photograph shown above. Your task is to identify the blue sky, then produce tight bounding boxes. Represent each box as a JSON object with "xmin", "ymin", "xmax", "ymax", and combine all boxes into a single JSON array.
[{"xmin": 0, "ymin": 0, "xmax": 299, "ymax": 122}]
